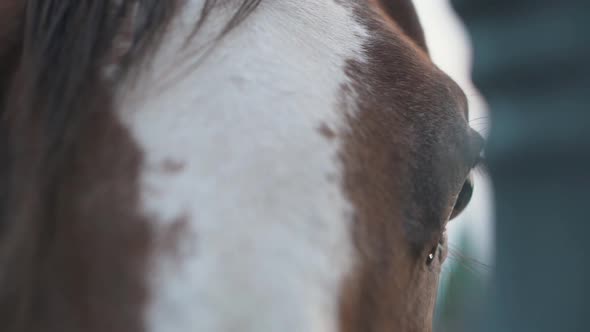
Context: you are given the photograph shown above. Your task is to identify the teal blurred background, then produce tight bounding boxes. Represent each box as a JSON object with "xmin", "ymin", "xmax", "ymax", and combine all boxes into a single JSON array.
[{"xmin": 412, "ymin": 2, "xmax": 494, "ymax": 331}]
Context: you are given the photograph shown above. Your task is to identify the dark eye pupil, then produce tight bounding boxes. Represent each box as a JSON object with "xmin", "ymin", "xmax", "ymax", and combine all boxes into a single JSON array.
[{"xmin": 450, "ymin": 177, "xmax": 474, "ymax": 220}]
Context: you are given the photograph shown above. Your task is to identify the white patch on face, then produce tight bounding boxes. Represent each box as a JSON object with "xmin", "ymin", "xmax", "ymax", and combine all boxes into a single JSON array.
[{"xmin": 115, "ymin": 1, "xmax": 367, "ymax": 331}]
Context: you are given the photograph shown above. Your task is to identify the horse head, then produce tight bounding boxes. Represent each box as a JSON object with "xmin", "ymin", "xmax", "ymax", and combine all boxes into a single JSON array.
[{"xmin": 0, "ymin": 1, "xmax": 483, "ymax": 331}]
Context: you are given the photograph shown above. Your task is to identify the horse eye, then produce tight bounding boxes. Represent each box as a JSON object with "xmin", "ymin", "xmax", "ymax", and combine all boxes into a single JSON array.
[
  {"xmin": 426, "ymin": 244, "xmax": 438, "ymax": 265},
  {"xmin": 449, "ymin": 175, "xmax": 474, "ymax": 220}
]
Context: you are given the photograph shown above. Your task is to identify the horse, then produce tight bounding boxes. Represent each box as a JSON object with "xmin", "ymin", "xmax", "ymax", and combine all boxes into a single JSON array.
[{"xmin": 0, "ymin": 1, "xmax": 484, "ymax": 331}]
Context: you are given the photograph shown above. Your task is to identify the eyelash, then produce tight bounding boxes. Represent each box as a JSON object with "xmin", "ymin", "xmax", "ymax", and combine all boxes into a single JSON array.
[
  {"xmin": 426, "ymin": 151, "xmax": 485, "ymax": 267},
  {"xmin": 426, "ymin": 237, "xmax": 445, "ymax": 266}
]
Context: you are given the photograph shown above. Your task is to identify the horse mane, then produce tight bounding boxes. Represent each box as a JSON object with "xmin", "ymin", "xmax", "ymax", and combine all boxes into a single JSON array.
[
  {"xmin": 0, "ymin": 0, "xmax": 259, "ymax": 329},
  {"xmin": 0, "ymin": 0, "xmax": 261, "ymax": 213},
  {"xmin": 17, "ymin": 1, "xmax": 176, "ymax": 151},
  {"xmin": 0, "ymin": 1, "xmax": 24, "ymax": 233},
  {"xmin": 2, "ymin": 0, "xmax": 261, "ymax": 155}
]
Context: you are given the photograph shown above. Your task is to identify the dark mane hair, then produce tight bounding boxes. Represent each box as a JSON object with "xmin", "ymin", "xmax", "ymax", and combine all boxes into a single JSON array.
[
  {"xmin": 0, "ymin": 0, "xmax": 259, "ymax": 329},
  {"xmin": 2, "ymin": 0, "xmax": 261, "ymax": 154}
]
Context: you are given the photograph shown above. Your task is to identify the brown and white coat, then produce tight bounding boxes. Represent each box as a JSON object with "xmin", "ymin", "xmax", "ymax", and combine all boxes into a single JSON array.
[{"xmin": 0, "ymin": 1, "xmax": 483, "ymax": 332}]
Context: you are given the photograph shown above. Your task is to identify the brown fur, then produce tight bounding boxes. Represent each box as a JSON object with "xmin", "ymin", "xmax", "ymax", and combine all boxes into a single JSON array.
[
  {"xmin": 319, "ymin": 123, "xmax": 337, "ymax": 140},
  {"xmin": 0, "ymin": 76, "xmax": 152, "ymax": 332},
  {"xmin": 337, "ymin": 3, "xmax": 480, "ymax": 332},
  {"xmin": 159, "ymin": 159, "xmax": 187, "ymax": 174},
  {"xmin": 375, "ymin": 0, "xmax": 428, "ymax": 52},
  {"xmin": 0, "ymin": 1, "xmax": 177, "ymax": 331}
]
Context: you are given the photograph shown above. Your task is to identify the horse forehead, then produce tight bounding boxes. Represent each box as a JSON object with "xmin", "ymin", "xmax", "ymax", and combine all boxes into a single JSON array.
[{"xmin": 114, "ymin": 1, "xmax": 368, "ymax": 332}]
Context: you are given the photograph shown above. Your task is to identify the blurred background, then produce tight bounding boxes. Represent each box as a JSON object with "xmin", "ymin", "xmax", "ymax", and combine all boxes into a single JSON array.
[{"xmin": 412, "ymin": 1, "xmax": 494, "ymax": 331}]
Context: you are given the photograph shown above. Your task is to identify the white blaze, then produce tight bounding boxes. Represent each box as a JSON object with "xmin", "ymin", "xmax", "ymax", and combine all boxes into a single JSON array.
[{"xmin": 115, "ymin": 1, "xmax": 367, "ymax": 331}]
